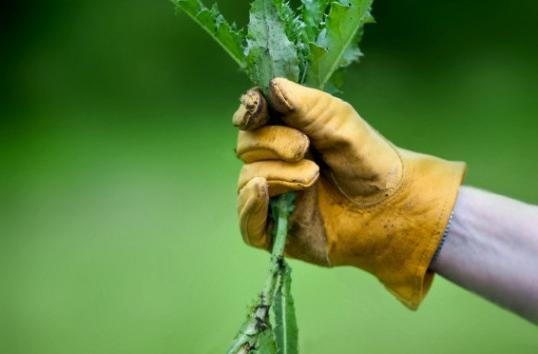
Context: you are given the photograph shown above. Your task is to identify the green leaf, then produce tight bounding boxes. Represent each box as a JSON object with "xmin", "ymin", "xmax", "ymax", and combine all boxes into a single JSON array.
[
  {"xmin": 273, "ymin": 263, "xmax": 298, "ymax": 354},
  {"xmin": 245, "ymin": 0, "xmax": 300, "ymax": 91},
  {"xmin": 301, "ymin": 0, "xmax": 330, "ymax": 43},
  {"xmin": 175, "ymin": 0, "xmax": 246, "ymax": 69},
  {"xmin": 227, "ymin": 298, "xmax": 271, "ymax": 354},
  {"xmin": 324, "ymin": 67, "xmax": 345, "ymax": 94},
  {"xmin": 274, "ymin": 0, "xmax": 300, "ymax": 43},
  {"xmin": 251, "ymin": 329, "xmax": 277, "ymax": 354},
  {"xmin": 226, "ymin": 317, "xmax": 254, "ymax": 354},
  {"xmin": 305, "ymin": 0, "xmax": 374, "ymax": 89},
  {"xmin": 274, "ymin": 0, "xmax": 309, "ymax": 81}
]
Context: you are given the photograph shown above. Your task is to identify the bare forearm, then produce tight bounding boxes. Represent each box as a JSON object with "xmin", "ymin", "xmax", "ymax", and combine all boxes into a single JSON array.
[{"xmin": 430, "ymin": 186, "xmax": 538, "ymax": 324}]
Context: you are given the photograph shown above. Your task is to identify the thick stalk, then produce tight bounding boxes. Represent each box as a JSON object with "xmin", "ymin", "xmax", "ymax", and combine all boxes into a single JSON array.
[
  {"xmin": 227, "ymin": 193, "xmax": 294, "ymax": 353},
  {"xmin": 262, "ymin": 193, "xmax": 293, "ymax": 301}
]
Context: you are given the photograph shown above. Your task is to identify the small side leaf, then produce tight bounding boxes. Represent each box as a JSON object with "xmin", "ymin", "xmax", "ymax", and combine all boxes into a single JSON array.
[
  {"xmin": 274, "ymin": 0, "xmax": 309, "ymax": 81},
  {"xmin": 245, "ymin": 0, "xmax": 300, "ymax": 91},
  {"xmin": 226, "ymin": 317, "xmax": 255, "ymax": 354},
  {"xmin": 175, "ymin": 0, "xmax": 246, "ymax": 69},
  {"xmin": 251, "ymin": 329, "xmax": 277, "ymax": 354},
  {"xmin": 301, "ymin": 0, "xmax": 330, "ymax": 43},
  {"xmin": 305, "ymin": 0, "xmax": 374, "ymax": 89},
  {"xmin": 226, "ymin": 298, "xmax": 263, "ymax": 354},
  {"xmin": 273, "ymin": 263, "xmax": 298, "ymax": 354}
]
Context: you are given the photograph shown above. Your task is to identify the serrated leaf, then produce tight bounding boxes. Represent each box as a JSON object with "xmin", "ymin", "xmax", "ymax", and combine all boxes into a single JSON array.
[
  {"xmin": 324, "ymin": 67, "xmax": 345, "ymax": 94},
  {"xmin": 340, "ymin": 41, "xmax": 362, "ymax": 67},
  {"xmin": 274, "ymin": 0, "xmax": 309, "ymax": 81},
  {"xmin": 301, "ymin": 0, "xmax": 330, "ymax": 43},
  {"xmin": 245, "ymin": 0, "xmax": 300, "ymax": 91},
  {"xmin": 274, "ymin": 0, "xmax": 300, "ymax": 43},
  {"xmin": 324, "ymin": 41, "xmax": 360, "ymax": 93},
  {"xmin": 305, "ymin": 0, "xmax": 374, "ymax": 89},
  {"xmin": 273, "ymin": 264, "xmax": 298, "ymax": 354},
  {"xmin": 175, "ymin": 0, "xmax": 246, "ymax": 68}
]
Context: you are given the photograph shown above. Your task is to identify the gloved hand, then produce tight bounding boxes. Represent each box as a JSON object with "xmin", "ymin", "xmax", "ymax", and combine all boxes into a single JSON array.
[{"xmin": 233, "ymin": 78, "xmax": 466, "ymax": 309}]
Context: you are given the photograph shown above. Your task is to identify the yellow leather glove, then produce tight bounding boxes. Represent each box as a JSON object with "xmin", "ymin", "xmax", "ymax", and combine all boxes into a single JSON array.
[{"xmin": 233, "ymin": 78, "xmax": 466, "ymax": 309}]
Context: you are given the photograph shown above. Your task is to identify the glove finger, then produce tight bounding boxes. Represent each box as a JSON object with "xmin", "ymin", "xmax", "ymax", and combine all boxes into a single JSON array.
[
  {"xmin": 236, "ymin": 125, "xmax": 310, "ymax": 163},
  {"xmin": 232, "ymin": 88, "xmax": 269, "ymax": 131},
  {"xmin": 269, "ymin": 77, "xmax": 357, "ymax": 147},
  {"xmin": 238, "ymin": 176, "xmax": 270, "ymax": 250},
  {"xmin": 269, "ymin": 77, "xmax": 402, "ymax": 198},
  {"xmin": 238, "ymin": 160, "xmax": 319, "ymax": 197}
]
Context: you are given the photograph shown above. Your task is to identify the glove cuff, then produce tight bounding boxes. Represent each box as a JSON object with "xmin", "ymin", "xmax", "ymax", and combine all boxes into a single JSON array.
[
  {"xmin": 321, "ymin": 150, "xmax": 466, "ymax": 310},
  {"xmin": 380, "ymin": 151, "xmax": 466, "ymax": 309}
]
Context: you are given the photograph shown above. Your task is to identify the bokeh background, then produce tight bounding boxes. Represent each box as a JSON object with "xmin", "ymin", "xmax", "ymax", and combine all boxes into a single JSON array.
[{"xmin": 1, "ymin": 0, "xmax": 537, "ymax": 353}]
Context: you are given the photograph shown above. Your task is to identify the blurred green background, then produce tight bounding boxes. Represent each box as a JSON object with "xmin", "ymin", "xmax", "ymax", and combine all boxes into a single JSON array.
[{"xmin": 1, "ymin": 0, "xmax": 537, "ymax": 353}]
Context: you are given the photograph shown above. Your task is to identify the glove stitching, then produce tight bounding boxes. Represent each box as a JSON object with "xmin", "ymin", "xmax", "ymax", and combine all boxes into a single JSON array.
[
  {"xmin": 244, "ymin": 189, "xmax": 269, "ymax": 250},
  {"xmin": 328, "ymin": 143, "xmax": 406, "ymax": 210},
  {"xmin": 411, "ymin": 169, "xmax": 461, "ymax": 307}
]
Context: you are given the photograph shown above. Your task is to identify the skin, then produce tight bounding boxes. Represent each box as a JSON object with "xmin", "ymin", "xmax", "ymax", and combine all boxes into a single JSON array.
[{"xmin": 430, "ymin": 186, "xmax": 538, "ymax": 324}]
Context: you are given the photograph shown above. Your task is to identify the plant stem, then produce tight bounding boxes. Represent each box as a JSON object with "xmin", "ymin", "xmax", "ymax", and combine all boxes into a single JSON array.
[
  {"xmin": 227, "ymin": 193, "xmax": 294, "ymax": 353},
  {"xmin": 262, "ymin": 193, "xmax": 292, "ymax": 302}
]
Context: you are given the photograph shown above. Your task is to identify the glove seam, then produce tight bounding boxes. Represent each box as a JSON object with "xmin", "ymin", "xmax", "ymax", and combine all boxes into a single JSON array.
[
  {"xmin": 370, "ymin": 161, "xmax": 464, "ymax": 309},
  {"xmin": 240, "ymin": 180, "xmax": 271, "ymax": 250},
  {"xmin": 410, "ymin": 166, "xmax": 463, "ymax": 307},
  {"xmin": 376, "ymin": 162, "xmax": 452, "ymax": 309},
  {"xmin": 328, "ymin": 142, "xmax": 406, "ymax": 210}
]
